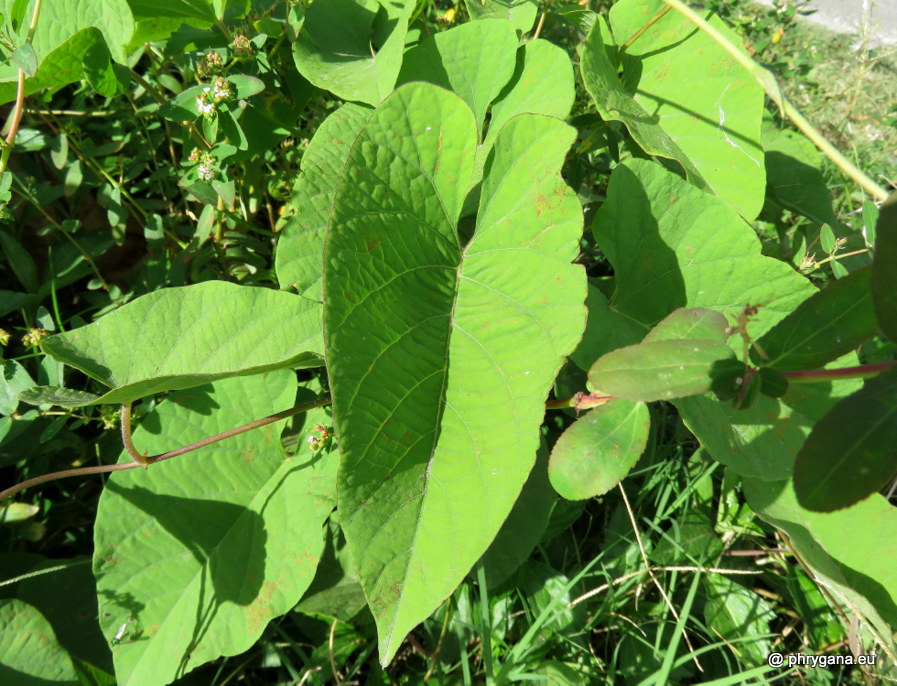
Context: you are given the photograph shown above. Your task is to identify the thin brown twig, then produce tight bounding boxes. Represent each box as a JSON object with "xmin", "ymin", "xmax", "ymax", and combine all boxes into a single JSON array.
[
  {"xmin": 329, "ymin": 619, "xmax": 343, "ymax": 685},
  {"xmin": 618, "ymin": 484, "xmax": 704, "ymax": 672},
  {"xmin": 568, "ymin": 564, "xmax": 762, "ymax": 608},
  {"xmin": 0, "ymin": 396, "xmax": 331, "ymax": 501}
]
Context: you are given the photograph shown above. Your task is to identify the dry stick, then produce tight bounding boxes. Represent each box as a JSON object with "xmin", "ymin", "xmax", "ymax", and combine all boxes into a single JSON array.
[
  {"xmin": 531, "ymin": 11, "xmax": 547, "ymax": 41},
  {"xmin": 568, "ymin": 564, "xmax": 763, "ymax": 609},
  {"xmin": 329, "ymin": 619, "xmax": 343, "ymax": 686},
  {"xmin": 660, "ymin": 0, "xmax": 890, "ymax": 204},
  {"xmin": 618, "ymin": 483, "xmax": 704, "ymax": 673},
  {"xmin": 0, "ymin": 396, "xmax": 331, "ymax": 501}
]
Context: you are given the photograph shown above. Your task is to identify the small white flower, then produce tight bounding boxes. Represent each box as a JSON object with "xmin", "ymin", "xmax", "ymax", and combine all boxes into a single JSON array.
[
  {"xmin": 197, "ymin": 163, "xmax": 215, "ymax": 181},
  {"xmin": 196, "ymin": 96, "xmax": 215, "ymax": 115}
]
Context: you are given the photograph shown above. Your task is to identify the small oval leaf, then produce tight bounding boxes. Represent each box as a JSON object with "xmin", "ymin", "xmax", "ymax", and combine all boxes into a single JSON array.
[
  {"xmin": 548, "ymin": 400, "xmax": 650, "ymax": 500},
  {"xmin": 588, "ymin": 338, "xmax": 735, "ymax": 402}
]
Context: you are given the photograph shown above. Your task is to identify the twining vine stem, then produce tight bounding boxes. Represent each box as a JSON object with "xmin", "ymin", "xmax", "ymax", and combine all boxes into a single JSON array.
[
  {"xmin": 0, "ymin": 396, "xmax": 332, "ymax": 501},
  {"xmin": 0, "ymin": 0, "xmax": 43, "ymax": 175},
  {"xmin": 3, "ymin": 357, "xmax": 892, "ymax": 501}
]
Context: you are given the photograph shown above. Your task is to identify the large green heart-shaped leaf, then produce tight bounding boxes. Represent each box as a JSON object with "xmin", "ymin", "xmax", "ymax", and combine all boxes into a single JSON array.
[
  {"xmin": 584, "ymin": 0, "xmax": 766, "ymax": 219},
  {"xmin": 593, "ymin": 159, "xmax": 815, "ymax": 336},
  {"xmin": 0, "ymin": 0, "xmax": 134, "ymax": 103},
  {"xmin": 38, "ymin": 282, "xmax": 322, "ymax": 406},
  {"xmin": 292, "ymin": 0, "xmax": 413, "ymax": 106},
  {"xmin": 275, "ymin": 103, "xmax": 372, "ymax": 299},
  {"xmin": 0, "ymin": 599, "xmax": 78, "ymax": 684},
  {"xmin": 398, "ymin": 19, "xmax": 518, "ymax": 137},
  {"xmin": 93, "ymin": 372, "xmax": 338, "ymax": 686},
  {"xmin": 323, "ymin": 82, "xmax": 586, "ymax": 664},
  {"xmin": 744, "ymin": 477, "xmax": 897, "ymax": 646}
]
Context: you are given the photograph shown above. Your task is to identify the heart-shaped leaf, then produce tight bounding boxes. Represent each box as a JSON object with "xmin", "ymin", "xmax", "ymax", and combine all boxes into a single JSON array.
[
  {"xmin": 323, "ymin": 82, "xmax": 586, "ymax": 664},
  {"xmin": 39, "ymin": 281, "xmax": 323, "ymax": 406}
]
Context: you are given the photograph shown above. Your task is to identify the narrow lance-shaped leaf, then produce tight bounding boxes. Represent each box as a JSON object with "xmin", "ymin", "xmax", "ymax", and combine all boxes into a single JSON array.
[
  {"xmin": 752, "ymin": 265, "xmax": 878, "ymax": 370},
  {"xmin": 548, "ymin": 399, "xmax": 650, "ymax": 500},
  {"xmin": 872, "ymin": 190, "xmax": 897, "ymax": 341},
  {"xmin": 323, "ymin": 82, "xmax": 586, "ymax": 665},
  {"xmin": 93, "ymin": 372, "xmax": 338, "ymax": 686},
  {"xmin": 38, "ymin": 281, "xmax": 323, "ymax": 406},
  {"xmin": 793, "ymin": 367, "xmax": 897, "ymax": 512}
]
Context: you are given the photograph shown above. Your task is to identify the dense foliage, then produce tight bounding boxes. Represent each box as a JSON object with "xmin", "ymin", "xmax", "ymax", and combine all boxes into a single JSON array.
[{"xmin": 1, "ymin": 0, "xmax": 895, "ymax": 684}]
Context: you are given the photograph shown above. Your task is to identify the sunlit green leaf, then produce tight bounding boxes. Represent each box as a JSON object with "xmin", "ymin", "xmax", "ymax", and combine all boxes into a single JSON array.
[
  {"xmin": 548, "ymin": 399, "xmax": 649, "ymax": 500},
  {"xmin": 588, "ymin": 338, "xmax": 734, "ymax": 401},
  {"xmin": 463, "ymin": 0, "xmax": 539, "ymax": 33},
  {"xmin": 398, "ymin": 19, "xmax": 518, "ymax": 135},
  {"xmin": 643, "ymin": 307, "xmax": 729, "ymax": 343},
  {"xmin": 593, "ymin": 159, "xmax": 815, "ymax": 335},
  {"xmin": 0, "ymin": 599, "xmax": 78, "ymax": 684},
  {"xmin": 40, "ymin": 282, "xmax": 323, "ymax": 406},
  {"xmin": 324, "ymin": 82, "xmax": 585, "ymax": 664},
  {"xmin": 93, "ymin": 372, "xmax": 338, "ymax": 686},
  {"xmin": 292, "ymin": 0, "xmax": 414, "ymax": 105},
  {"xmin": 275, "ymin": 103, "xmax": 371, "ymax": 299}
]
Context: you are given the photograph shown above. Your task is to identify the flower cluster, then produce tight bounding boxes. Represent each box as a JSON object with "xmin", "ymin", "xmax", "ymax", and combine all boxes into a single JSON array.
[
  {"xmin": 0, "ymin": 328, "xmax": 9, "ymax": 346},
  {"xmin": 231, "ymin": 34, "xmax": 253, "ymax": 59},
  {"xmin": 195, "ymin": 76, "xmax": 234, "ymax": 118},
  {"xmin": 188, "ymin": 148, "xmax": 218, "ymax": 182},
  {"xmin": 307, "ymin": 423, "xmax": 333, "ymax": 452},
  {"xmin": 22, "ymin": 328, "xmax": 49, "ymax": 347},
  {"xmin": 197, "ymin": 51, "xmax": 223, "ymax": 79}
]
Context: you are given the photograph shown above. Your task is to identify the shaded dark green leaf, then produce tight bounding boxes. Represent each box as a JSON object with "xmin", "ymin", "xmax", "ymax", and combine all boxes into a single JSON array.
[
  {"xmin": 753, "ymin": 266, "xmax": 877, "ymax": 370},
  {"xmin": 794, "ymin": 367, "xmax": 897, "ymax": 511}
]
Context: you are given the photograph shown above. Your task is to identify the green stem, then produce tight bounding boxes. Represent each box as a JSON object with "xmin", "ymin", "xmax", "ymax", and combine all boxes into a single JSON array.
[
  {"xmin": 617, "ymin": 5, "xmax": 671, "ymax": 65},
  {"xmin": 659, "ymin": 0, "xmax": 890, "ymax": 203},
  {"xmin": 475, "ymin": 561, "xmax": 495, "ymax": 684},
  {"xmin": 0, "ymin": 396, "xmax": 331, "ymax": 501},
  {"xmin": 0, "ymin": 0, "xmax": 43, "ymax": 175},
  {"xmin": 545, "ymin": 392, "xmax": 611, "ymax": 411},
  {"xmin": 782, "ymin": 360, "xmax": 896, "ymax": 383},
  {"xmin": 120, "ymin": 403, "xmax": 149, "ymax": 466}
]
